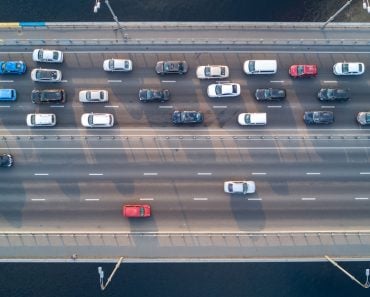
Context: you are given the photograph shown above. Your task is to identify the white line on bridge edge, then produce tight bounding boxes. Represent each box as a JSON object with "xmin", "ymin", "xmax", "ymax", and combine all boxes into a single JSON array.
[
  {"xmin": 355, "ymin": 197, "xmax": 369, "ymax": 200},
  {"xmin": 252, "ymin": 172, "xmax": 267, "ymax": 175},
  {"xmin": 197, "ymin": 172, "xmax": 212, "ymax": 176},
  {"xmin": 31, "ymin": 198, "xmax": 46, "ymax": 201},
  {"xmin": 34, "ymin": 173, "xmax": 49, "ymax": 176},
  {"xmin": 89, "ymin": 173, "xmax": 103, "ymax": 176},
  {"xmin": 193, "ymin": 198, "xmax": 208, "ymax": 201},
  {"xmin": 306, "ymin": 172, "xmax": 321, "ymax": 175},
  {"xmin": 301, "ymin": 197, "xmax": 316, "ymax": 200},
  {"xmin": 143, "ymin": 173, "xmax": 158, "ymax": 176},
  {"xmin": 248, "ymin": 198, "xmax": 262, "ymax": 201},
  {"xmin": 85, "ymin": 198, "xmax": 100, "ymax": 201},
  {"xmin": 140, "ymin": 198, "xmax": 154, "ymax": 201},
  {"xmin": 107, "ymin": 80, "xmax": 122, "ymax": 83}
]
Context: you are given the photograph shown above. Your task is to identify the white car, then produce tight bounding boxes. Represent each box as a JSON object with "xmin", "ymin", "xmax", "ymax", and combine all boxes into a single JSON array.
[
  {"xmin": 31, "ymin": 68, "xmax": 62, "ymax": 82},
  {"xmin": 224, "ymin": 181, "xmax": 256, "ymax": 194},
  {"xmin": 333, "ymin": 62, "xmax": 365, "ymax": 75},
  {"xmin": 196, "ymin": 65, "xmax": 229, "ymax": 79},
  {"xmin": 81, "ymin": 113, "xmax": 114, "ymax": 128},
  {"xmin": 207, "ymin": 82, "xmax": 240, "ymax": 98},
  {"xmin": 26, "ymin": 113, "xmax": 56, "ymax": 127},
  {"xmin": 79, "ymin": 90, "xmax": 108, "ymax": 103},
  {"xmin": 32, "ymin": 49, "xmax": 63, "ymax": 63},
  {"xmin": 103, "ymin": 59, "xmax": 132, "ymax": 72}
]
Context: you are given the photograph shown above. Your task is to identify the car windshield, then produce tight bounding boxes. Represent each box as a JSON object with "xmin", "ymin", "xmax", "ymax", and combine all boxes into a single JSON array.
[
  {"xmin": 244, "ymin": 114, "xmax": 251, "ymax": 123},
  {"xmin": 215, "ymin": 85, "xmax": 222, "ymax": 95},
  {"xmin": 38, "ymin": 50, "xmax": 44, "ymax": 59},
  {"xmin": 327, "ymin": 89, "xmax": 334, "ymax": 98},
  {"xmin": 366, "ymin": 113, "xmax": 370, "ymax": 123},
  {"xmin": 342, "ymin": 64, "xmax": 349, "ymax": 73},
  {"xmin": 265, "ymin": 89, "xmax": 272, "ymax": 97},
  {"xmin": 109, "ymin": 60, "xmax": 114, "ymax": 69},
  {"xmin": 0, "ymin": 64, "xmax": 5, "ymax": 71},
  {"xmin": 205, "ymin": 66, "xmax": 211, "ymax": 76},
  {"xmin": 228, "ymin": 184, "xmax": 233, "ymax": 192},
  {"xmin": 124, "ymin": 60, "xmax": 129, "ymax": 68},
  {"xmin": 52, "ymin": 52, "xmax": 59, "ymax": 60},
  {"xmin": 139, "ymin": 207, "xmax": 145, "ymax": 216},
  {"xmin": 248, "ymin": 61, "xmax": 255, "ymax": 72},
  {"xmin": 297, "ymin": 65, "xmax": 304, "ymax": 75},
  {"xmin": 243, "ymin": 183, "xmax": 248, "ymax": 193}
]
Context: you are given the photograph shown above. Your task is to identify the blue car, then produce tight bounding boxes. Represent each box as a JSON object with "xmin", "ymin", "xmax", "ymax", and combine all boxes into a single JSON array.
[
  {"xmin": 0, "ymin": 61, "xmax": 27, "ymax": 74},
  {"xmin": 0, "ymin": 89, "xmax": 16, "ymax": 101}
]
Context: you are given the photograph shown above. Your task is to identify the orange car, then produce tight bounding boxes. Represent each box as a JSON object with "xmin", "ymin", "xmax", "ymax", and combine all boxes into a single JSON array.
[{"xmin": 122, "ymin": 204, "xmax": 151, "ymax": 218}]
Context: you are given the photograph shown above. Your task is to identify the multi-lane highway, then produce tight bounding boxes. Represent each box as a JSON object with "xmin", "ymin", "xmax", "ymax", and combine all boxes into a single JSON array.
[{"xmin": 1, "ymin": 22, "xmax": 370, "ymax": 258}]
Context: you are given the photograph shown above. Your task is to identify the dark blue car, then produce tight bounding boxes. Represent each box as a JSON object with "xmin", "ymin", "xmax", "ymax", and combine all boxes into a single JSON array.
[
  {"xmin": 0, "ymin": 61, "xmax": 27, "ymax": 74},
  {"xmin": 172, "ymin": 110, "xmax": 204, "ymax": 125}
]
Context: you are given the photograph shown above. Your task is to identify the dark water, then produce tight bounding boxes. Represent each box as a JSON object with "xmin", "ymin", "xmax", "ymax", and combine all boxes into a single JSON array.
[
  {"xmin": 0, "ymin": 262, "xmax": 369, "ymax": 297},
  {"xmin": 2, "ymin": 0, "xmax": 310, "ymax": 22}
]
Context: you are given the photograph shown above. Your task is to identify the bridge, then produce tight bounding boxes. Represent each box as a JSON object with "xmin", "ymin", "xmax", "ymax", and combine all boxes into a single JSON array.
[{"xmin": 0, "ymin": 22, "xmax": 370, "ymax": 261}]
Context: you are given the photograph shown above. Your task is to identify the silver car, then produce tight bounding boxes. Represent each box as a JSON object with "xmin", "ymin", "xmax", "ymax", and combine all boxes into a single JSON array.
[
  {"xmin": 32, "ymin": 49, "xmax": 63, "ymax": 63},
  {"xmin": 79, "ymin": 90, "xmax": 108, "ymax": 103},
  {"xmin": 224, "ymin": 181, "xmax": 256, "ymax": 194},
  {"xmin": 81, "ymin": 113, "xmax": 114, "ymax": 128},
  {"xmin": 31, "ymin": 68, "xmax": 62, "ymax": 82},
  {"xmin": 26, "ymin": 113, "xmax": 56, "ymax": 127}
]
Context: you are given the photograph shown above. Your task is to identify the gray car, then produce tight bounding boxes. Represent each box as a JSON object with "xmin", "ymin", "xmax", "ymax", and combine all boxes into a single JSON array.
[{"xmin": 155, "ymin": 61, "xmax": 188, "ymax": 75}]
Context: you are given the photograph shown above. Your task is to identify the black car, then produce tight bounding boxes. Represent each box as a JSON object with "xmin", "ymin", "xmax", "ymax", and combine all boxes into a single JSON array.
[
  {"xmin": 303, "ymin": 111, "xmax": 334, "ymax": 124},
  {"xmin": 31, "ymin": 89, "xmax": 65, "ymax": 104},
  {"xmin": 317, "ymin": 88, "xmax": 349, "ymax": 102},
  {"xmin": 155, "ymin": 61, "xmax": 188, "ymax": 75},
  {"xmin": 0, "ymin": 154, "xmax": 13, "ymax": 167},
  {"xmin": 139, "ymin": 89, "xmax": 170, "ymax": 102},
  {"xmin": 172, "ymin": 110, "xmax": 203, "ymax": 124},
  {"xmin": 255, "ymin": 88, "xmax": 286, "ymax": 101}
]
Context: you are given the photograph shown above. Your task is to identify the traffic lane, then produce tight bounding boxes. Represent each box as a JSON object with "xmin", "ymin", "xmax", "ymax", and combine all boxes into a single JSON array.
[{"xmin": 0, "ymin": 196, "xmax": 369, "ymax": 232}]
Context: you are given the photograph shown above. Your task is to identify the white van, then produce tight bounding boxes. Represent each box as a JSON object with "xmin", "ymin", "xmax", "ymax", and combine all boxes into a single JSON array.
[
  {"xmin": 238, "ymin": 113, "xmax": 267, "ymax": 126},
  {"xmin": 243, "ymin": 60, "xmax": 277, "ymax": 75}
]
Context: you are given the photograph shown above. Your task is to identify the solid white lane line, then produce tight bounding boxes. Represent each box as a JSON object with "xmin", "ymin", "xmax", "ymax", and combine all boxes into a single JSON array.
[
  {"xmin": 306, "ymin": 172, "xmax": 321, "ymax": 175},
  {"xmin": 252, "ymin": 172, "xmax": 267, "ymax": 175},
  {"xmin": 143, "ymin": 172, "xmax": 158, "ymax": 176},
  {"xmin": 193, "ymin": 197, "xmax": 208, "ymax": 201},
  {"xmin": 213, "ymin": 105, "xmax": 227, "ymax": 108},
  {"xmin": 85, "ymin": 198, "xmax": 100, "ymax": 201},
  {"xmin": 89, "ymin": 173, "xmax": 103, "ymax": 176},
  {"xmin": 197, "ymin": 172, "xmax": 212, "ymax": 176},
  {"xmin": 161, "ymin": 80, "xmax": 176, "ymax": 83},
  {"xmin": 31, "ymin": 198, "xmax": 46, "ymax": 201},
  {"xmin": 34, "ymin": 173, "xmax": 49, "ymax": 176},
  {"xmin": 159, "ymin": 105, "xmax": 173, "ymax": 109},
  {"xmin": 0, "ymin": 80, "xmax": 14, "ymax": 83},
  {"xmin": 321, "ymin": 106, "xmax": 335, "ymax": 109},
  {"xmin": 107, "ymin": 80, "xmax": 122, "ymax": 83},
  {"xmin": 360, "ymin": 172, "xmax": 370, "ymax": 175},
  {"xmin": 270, "ymin": 80, "xmax": 284, "ymax": 83},
  {"xmin": 104, "ymin": 105, "xmax": 119, "ymax": 108},
  {"xmin": 302, "ymin": 197, "xmax": 316, "ymax": 200},
  {"xmin": 248, "ymin": 198, "xmax": 262, "ymax": 201},
  {"xmin": 50, "ymin": 105, "xmax": 64, "ymax": 108},
  {"xmin": 323, "ymin": 81, "xmax": 337, "ymax": 83},
  {"xmin": 267, "ymin": 105, "xmax": 282, "ymax": 108},
  {"xmin": 140, "ymin": 198, "xmax": 154, "ymax": 201},
  {"xmin": 355, "ymin": 197, "xmax": 369, "ymax": 200}
]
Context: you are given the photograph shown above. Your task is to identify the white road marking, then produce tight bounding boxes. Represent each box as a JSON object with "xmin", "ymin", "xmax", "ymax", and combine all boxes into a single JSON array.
[
  {"xmin": 323, "ymin": 81, "xmax": 337, "ymax": 83},
  {"xmin": 50, "ymin": 105, "xmax": 64, "ymax": 108},
  {"xmin": 302, "ymin": 197, "xmax": 316, "ymax": 200},
  {"xmin": 355, "ymin": 197, "xmax": 369, "ymax": 200},
  {"xmin": 197, "ymin": 172, "xmax": 212, "ymax": 176},
  {"xmin": 193, "ymin": 197, "xmax": 208, "ymax": 201},
  {"xmin": 267, "ymin": 105, "xmax": 282, "ymax": 108},
  {"xmin": 31, "ymin": 198, "xmax": 46, "ymax": 201},
  {"xmin": 107, "ymin": 80, "xmax": 122, "ymax": 83},
  {"xmin": 143, "ymin": 172, "xmax": 158, "ymax": 176},
  {"xmin": 248, "ymin": 198, "xmax": 262, "ymax": 201},
  {"xmin": 140, "ymin": 198, "xmax": 154, "ymax": 201},
  {"xmin": 159, "ymin": 105, "xmax": 173, "ymax": 109},
  {"xmin": 104, "ymin": 105, "xmax": 119, "ymax": 108},
  {"xmin": 270, "ymin": 80, "xmax": 284, "ymax": 83},
  {"xmin": 61, "ymin": 80, "xmax": 68, "ymax": 82},
  {"xmin": 306, "ymin": 172, "xmax": 321, "ymax": 175},
  {"xmin": 213, "ymin": 105, "xmax": 227, "ymax": 109},
  {"xmin": 34, "ymin": 173, "xmax": 49, "ymax": 176},
  {"xmin": 162, "ymin": 80, "xmax": 176, "ymax": 83},
  {"xmin": 0, "ymin": 80, "xmax": 14, "ymax": 83},
  {"xmin": 89, "ymin": 173, "xmax": 103, "ymax": 176},
  {"xmin": 0, "ymin": 106, "xmax": 10, "ymax": 108},
  {"xmin": 321, "ymin": 106, "xmax": 335, "ymax": 109},
  {"xmin": 360, "ymin": 172, "xmax": 370, "ymax": 175},
  {"xmin": 252, "ymin": 172, "xmax": 267, "ymax": 175},
  {"xmin": 85, "ymin": 198, "xmax": 100, "ymax": 201}
]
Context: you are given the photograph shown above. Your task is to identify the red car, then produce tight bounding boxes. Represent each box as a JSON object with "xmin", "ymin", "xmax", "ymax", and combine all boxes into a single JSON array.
[
  {"xmin": 289, "ymin": 64, "xmax": 317, "ymax": 78},
  {"xmin": 122, "ymin": 204, "xmax": 151, "ymax": 218}
]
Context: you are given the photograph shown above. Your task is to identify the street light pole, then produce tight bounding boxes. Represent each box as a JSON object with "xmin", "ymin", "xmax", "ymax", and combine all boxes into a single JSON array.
[
  {"xmin": 325, "ymin": 255, "xmax": 370, "ymax": 289},
  {"xmin": 321, "ymin": 0, "xmax": 353, "ymax": 29},
  {"xmin": 93, "ymin": 0, "xmax": 125, "ymax": 34},
  {"xmin": 98, "ymin": 257, "xmax": 124, "ymax": 291}
]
